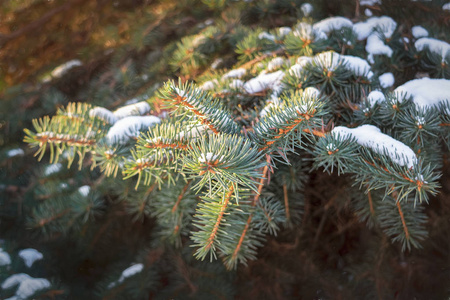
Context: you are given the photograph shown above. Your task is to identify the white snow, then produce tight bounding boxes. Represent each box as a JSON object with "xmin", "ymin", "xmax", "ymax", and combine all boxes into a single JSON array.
[
  {"xmin": 118, "ymin": 263, "xmax": 144, "ymax": 283},
  {"xmin": 332, "ymin": 125, "xmax": 417, "ymax": 169},
  {"xmin": 124, "ymin": 98, "xmax": 139, "ymax": 105},
  {"xmin": 7, "ymin": 148, "xmax": 24, "ymax": 158},
  {"xmin": 367, "ymin": 90, "xmax": 386, "ymax": 107},
  {"xmin": 353, "ymin": 16, "xmax": 397, "ymax": 40},
  {"xmin": 297, "ymin": 56, "xmax": 312, "ymax": 66},
  {"xmin": 201, "ymin": 80, "xmax": 218, "ymax": 91},
  {"xmin": 89, "ymin": 107, "xmax": 117, "ymax": 124},
  {"xmin": 379, "ymin": 72, "xmax": 395, "ymax": 88},
  {"xmin": 415, "ymin": 37, "xmax": 450, "ymax": 60},
  {"xmin": 229, "ymin": 79, "xmax": 244, "ymax": 89},
  {"xmin": 258, "ymin": 32, "xmax": 275, "ymax": 41},
  {"xmin": 315, "ymin": 51, "xmax": 373, "ymax": 78},
  {"xmin": 393, "ymin": 78, "xmax": 450, "ymax": 109},
  {"xmin": 314, "ymin": 51, "xmax": 338, "ymax": 71},
  {"xmin": 411, "ymin": 26, "xmax": 428, "ymax": 39},
  {"xmin": 0, "ymin": 248, "xmax": 11, "ymax": 266},
  {"xmin": 106, "ymin": 116, "xmax": 160, "ymax": 143},
  {"xmin": 365, "ymin": 9, "xmax": 373, "ymax": 17},
  {"xmin": 243, "ymin": 70, "xmax": 285, "ymax": 95},
  {"xmin": 198, "ymin": 152, "xmax": 224, "ymax": 163},
  {"xmin": 366, "ymin": 34, "xmax": 393, "ymax": 58},
  {"xmin": 303, "ymin": 87, "xmax": 320, "ymax": 98},
  {"xmin": 18, "ymin": 249, "xmax": 43, "ymax": 268},
  {"xmin": 222, "ymin": 68, "xmax": 246, "ymax": 80},
  {"xmin": 301, "ymin": 3, "xmax": 313, "ymax": 16},
  {"xmin": 293, "ymin": 22, "xmax": 313, "ymax": 38},
  {"xmin": 341, "ymin": 55, "xmax": 374, "ymax": 79},
  {"xmin": 360, "ymin": 0, "xmax": 381, "ymax": 5},
  {"xmin": 443, "ymin": 3, "xmax": 450, "ymax": 10},
  {"xmin": 260, "ymin": 96, "xmax": 281, "ymax": 117},
  {"xmin": 289, "ymin": 64, "xmax": 304, "ymax": 77},
  {"xmin": 313, "ymin": 17, "xmax": 353, "ymax": 35},
  {"xmin": 211, "ymin": 58, "xmax": 223, "ymax": 69},
  {"xmin": 176, "ymin": 124, "xmax": 210, "ymax": 140},
  {"xmin": 78, "ymin": 185, "xmax": 90, "ymax": 196},
  {"xmin": 1, "ymin": 274, "xmax": 31, "ymax": 289},
  {"xmin": 50, "ymin": 59, "xmax": 82, "ymax": 78},
  {"xmin": 108, "ymin": 263, "xmax": 144, "ymax": 289},
  {"xmin": 15, "ymin": 278, "xmax": 51, "ymax": 299},
  {"xmin": 267, "ymin": 57, "xmax": 285, "ymax": 71},
  {"xmin": 44, "ymin": 163, "xmax": 62, "ymax": 176},
  {"xmin": 277, "ymin": 27, "xmax": 292, "ymax": 37},
  {"xmin": 113, "ymin": 101, "xmax": 151, "ymax": 120}
]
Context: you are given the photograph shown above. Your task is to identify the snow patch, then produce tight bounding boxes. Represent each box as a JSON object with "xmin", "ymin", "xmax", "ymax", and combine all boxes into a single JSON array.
[
  {"xmin": 415, "ymin": 37, "xmax": 450, "ymax": 61},
  {"xmin": 78, "ymin": 185, "xmax": 91, "ymax": 196},
  {"xmin": 15, "ymin": 278, "xmax": 51, "ymax": 299},
  {"xmin": 332, "ymin": 125, "xmax": 417, "ymax": 168},
  {"xmin": 222, "ymin": 68, "xmax": 246, "ymax": 80},
  {"xmin": 394, "ymin": 78, "xmax": 450, "ymax": 109},
  {"xmin": 7, "ymin": 148, "xmax": 24, "ymax": 158},
  {"xmin": 198, "ymin": 152, "xmax": 224, "ymax": 163},
  {"xmin": 50, "ymin": 60, "xmax": 82, "ymax": 78},
  {"xmin": 2, "ymin": 274, "xmax": 32, "ymax": 289},
  {"xmin": 18, "ymin": 249, "xmax": 43, "ymax": 268},
  {"xmin": 258, "ymin": 32, "xmax": 275, "ymax": 41},
  {"xmin": 379, "ymin": 72, "xmax": 395, "ymax": 88},
  {"xmin": 109, "ymin": 263, "xmax": 144, "ymax": 288},
  {"xmin": 360, "ymin": 0, "xmax": 381, "ymax": 5},
  {"xmin": 301, "ymin": 3, "xmax": 313, "ymax": 16},
  {"xmin": 366, "ymin": 34, "xmax": 393, "ymax": 58},
  {"xmin": 0, "ymin": 248, "xmax": 11, "ymax": 266},
  {"xmin": 107, "ymin": 116, "xmax": 160, "ymax": 143},
  {"xmin": 201, "ymin": 80, "xmax": 218, "ymax": 91},
  {"xmin": 113, "ymin": 102, "xmax": 151, "ymax": 120},
  {"xmin": 443, "ymin": 3, "xmax": 450, "ymax": 10},
  {"xmin": 44, "ymin": 163, "xmax": 62, "ymax": 176},
  {"xmin": 353, "ymin": 16, "xmax": 397, "ymax": 40},
  {"xmin": 313, "ymin": 17, "xmax": 353, "ymax": 35},
  {"xmin": 89, "ymin": 107, "xmax": 117, "ymax": 124},
  {"xmin": 315, "ymin": 51, "xmax": 373, "ymax": 78},
  {"xmin": 411, "ymin": 26, "xmax": 428, "ymax": 39},
  {"xmin": 367, "ymin": 90, "xmax": 386, "ymax": 107},
  {"xmin": 229, "ymin": 79, "xmax": 244, "ymax": 89},
  {"xmin": 267, "ymin": 57, "xmax": 285, "ymax": 71},
  {"xmin": 277, "ymin": 27, "xmax": 292, "ymax": 37},
  {"xmin": 243, "ymin": 70, "xmax": 285, "ymax": 95}
]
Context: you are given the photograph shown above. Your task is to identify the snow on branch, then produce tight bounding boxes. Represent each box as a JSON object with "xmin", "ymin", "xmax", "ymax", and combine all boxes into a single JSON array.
[
  {"xmin": 394, "ymin": 78, "xmax": 450, "ymax": 109},
  {"xmin": 332, "ymin": 125, "xmax": 417, "ymax": 169}
]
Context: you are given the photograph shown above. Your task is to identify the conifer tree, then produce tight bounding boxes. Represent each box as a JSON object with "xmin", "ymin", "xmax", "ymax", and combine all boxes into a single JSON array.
[{"xmin": 2, "ymin": 0, "xmax": 450, "ymax": 299}]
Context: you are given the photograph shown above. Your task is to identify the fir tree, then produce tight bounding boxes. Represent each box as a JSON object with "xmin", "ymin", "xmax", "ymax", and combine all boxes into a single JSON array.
[{"xmin": 2, "ymin": 0, "xmax": 450, "ymax": 299}]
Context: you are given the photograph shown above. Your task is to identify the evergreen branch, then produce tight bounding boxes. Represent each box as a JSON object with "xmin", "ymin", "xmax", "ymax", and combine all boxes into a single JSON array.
[
  {"xmin": 183, "ymin": 133, "xmax": 266, "ymax": 194},
  {"xmin": 368, "ymin": 190, "xmax": 375, "ymax": 217},
  {"xmin": 282, "ymin": 181, "xmax": 291, "ymax": 222},
  {"xmin": 172, "ymin": 180, "xmax": 192, "ymax": 213},
  {"xmin": 378, "ymin": 194, "xmax": 428, "ymax": 251},
  {"xmin": 252, "ymin": 89, "xmax": 328, "ymax": 155},
  {"xmin": 205, "ymin": 185, "xmax": 234, "ymax": 251},
  {"xmin": 191, "ymin": 184, "xmax": 235, "ymax": 261},
  {"xmin": 122, "ymin": 150, "xmax": 176, "ymax": 189},
  {"xmin": 395, "ymin": 195, "xmax": 410, "ymax": 241},
  {"xmin": 354, "ymin": 148, "xmax": 440, "ymax": 204},
  {"xmin": 227, "ymin": 163, "xmax": 269, "ymax": 267},
  {"xmin": 158, "ymin": 80, "xmax": 240, "ymax": 135}
]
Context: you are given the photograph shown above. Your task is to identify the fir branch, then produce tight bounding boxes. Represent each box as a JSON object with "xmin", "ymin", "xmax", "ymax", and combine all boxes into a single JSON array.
[{"xmin": 191, "ymin": 184, "xmax": 235, "ymax": 261}]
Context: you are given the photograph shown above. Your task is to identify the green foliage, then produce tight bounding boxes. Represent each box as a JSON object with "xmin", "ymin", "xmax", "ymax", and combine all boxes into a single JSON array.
[{"xmin": 2, "ymin": 0, "xmax": 450, "ymax": 299}]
